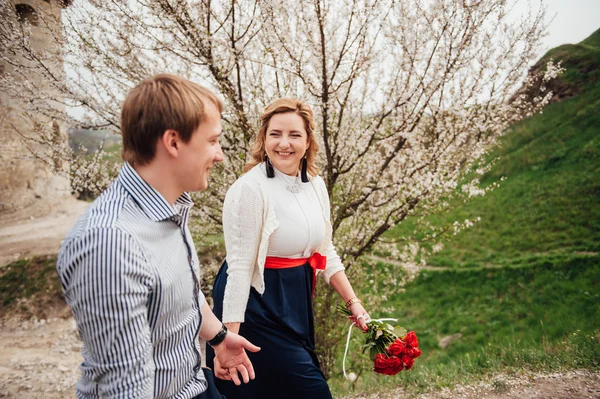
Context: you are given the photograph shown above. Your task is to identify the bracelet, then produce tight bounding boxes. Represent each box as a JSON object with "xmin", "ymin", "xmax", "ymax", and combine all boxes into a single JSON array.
[
  {"xmin": 345, "ymin": 297, "xmax": 362, "ymax": 309},
  {"xmin": 207, "ymin": 323, "xmax": 228, "ymax": 347}
]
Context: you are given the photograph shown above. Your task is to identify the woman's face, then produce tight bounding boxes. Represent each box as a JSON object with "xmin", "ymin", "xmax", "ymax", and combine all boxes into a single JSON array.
[{"xmin": 264, "ymin": 112, "xmax": 309, "ymax": 176}]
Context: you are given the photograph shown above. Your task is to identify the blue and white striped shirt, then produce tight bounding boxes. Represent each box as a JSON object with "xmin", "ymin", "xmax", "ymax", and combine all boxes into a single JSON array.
[{"xmin": 57, "ymin": 162, "xmax": 207, "ymax": 398}]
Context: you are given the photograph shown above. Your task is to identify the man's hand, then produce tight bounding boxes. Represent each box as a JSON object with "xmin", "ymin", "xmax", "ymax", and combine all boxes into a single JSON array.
[
  {"xmin": 213, "ymin": 356, "xmax": 230, "ymax": 381},
  {"xmin": 212, "ymin": 332, "xmax": 260, "ymax": 386}
]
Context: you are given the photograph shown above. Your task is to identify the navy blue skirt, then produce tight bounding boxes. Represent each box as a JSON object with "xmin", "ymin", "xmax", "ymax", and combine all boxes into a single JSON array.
[{"xmin": 207, "ymin": 260, "xmax": 332, "ymax": 399}]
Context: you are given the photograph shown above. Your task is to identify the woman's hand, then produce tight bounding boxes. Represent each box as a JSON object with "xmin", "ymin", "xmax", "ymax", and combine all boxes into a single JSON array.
[
  {"xmin": 348, "ymin": 302, "xmax": 370, "ymax": 332},
  {"xmin": 328, "ymin": 272, "xmax": 370, "ymax": 331}
]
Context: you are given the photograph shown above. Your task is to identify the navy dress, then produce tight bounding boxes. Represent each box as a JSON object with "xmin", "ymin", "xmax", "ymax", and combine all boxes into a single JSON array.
[{"xmin": 207, "ymin": 260, "xmax": 332, "ymax": 399}]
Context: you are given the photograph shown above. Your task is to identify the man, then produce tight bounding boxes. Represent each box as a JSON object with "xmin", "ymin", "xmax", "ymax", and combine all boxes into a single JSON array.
[{"xmin": 57, "ymin": 74, "xmax": 259, "ymax": 398}]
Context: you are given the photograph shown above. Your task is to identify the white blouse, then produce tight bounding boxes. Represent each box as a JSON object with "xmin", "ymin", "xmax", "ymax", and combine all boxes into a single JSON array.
[
  {"xmin": 221, "ymin": 163, "xmax": 345, "ymax": 323},
  {"xmin": 267, "ymin": 167, "xmax": 325, "ymax": 258}
]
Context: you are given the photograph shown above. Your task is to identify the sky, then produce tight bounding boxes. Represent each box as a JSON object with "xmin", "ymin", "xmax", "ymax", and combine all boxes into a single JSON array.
[{"xmin": 517, "ymin": 0, "xmax": 600, "ymax": 54}]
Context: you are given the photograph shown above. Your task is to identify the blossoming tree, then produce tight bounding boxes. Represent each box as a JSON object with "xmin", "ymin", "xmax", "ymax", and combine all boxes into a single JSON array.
[{"xmin": 0, "ymin": 0, "xmax": 562, "ymax": 376}]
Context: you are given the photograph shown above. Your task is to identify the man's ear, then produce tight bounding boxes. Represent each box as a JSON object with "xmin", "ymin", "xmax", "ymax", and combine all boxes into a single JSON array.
[{"xmin": 160, "ymin": 129, "xmax": 180, "ymax": 158}]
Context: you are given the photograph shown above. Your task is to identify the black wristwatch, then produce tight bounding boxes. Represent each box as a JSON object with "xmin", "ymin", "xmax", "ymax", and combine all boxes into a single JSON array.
[{"xmin": 207, "ymin": 323, "xmax": 228, "ymax": 347}]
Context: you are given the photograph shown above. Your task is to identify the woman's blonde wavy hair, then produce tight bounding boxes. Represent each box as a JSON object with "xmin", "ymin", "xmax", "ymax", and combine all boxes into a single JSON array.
[{"xmin": 245, "ymin": 98, "xmax": 319, "ymax": 177}]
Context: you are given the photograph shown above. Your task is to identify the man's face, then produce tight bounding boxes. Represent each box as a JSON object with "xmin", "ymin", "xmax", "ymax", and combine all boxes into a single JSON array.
[{"xmin": 177, "ymin": 102, "xmax": 224, "ymax": 192}]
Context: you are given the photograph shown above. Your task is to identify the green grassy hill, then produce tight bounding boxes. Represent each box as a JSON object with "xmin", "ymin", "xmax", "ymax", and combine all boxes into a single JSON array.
[
  {"xmin": 394, "ymin": 28, "xmax": 600, "ymax": 268},
  {"xmin": 329, "ymin": 256, "xmax": 599, "ymax": 396},
  {"xmin": 329, "ymin": 29, "xmax": 600, "ymax": 396}
]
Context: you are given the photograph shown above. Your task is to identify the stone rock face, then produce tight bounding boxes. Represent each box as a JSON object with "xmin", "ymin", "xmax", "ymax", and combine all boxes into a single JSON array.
[{"xmin": 0, "ymin": 0, "xmax": 72, "ymax": 219}]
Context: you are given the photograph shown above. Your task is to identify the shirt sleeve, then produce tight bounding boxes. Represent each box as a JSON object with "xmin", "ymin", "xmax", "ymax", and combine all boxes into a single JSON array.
[
  {"xmin": 315, "ymin": 177, "xmax": 346, "ymax": 283},
  {"xmin": 221, "ymin": 181, "xmax": 264, "ymax": 323},
  {"xmin": 57, "ymin": 227, "xmax": 155, "ymax": 398}
]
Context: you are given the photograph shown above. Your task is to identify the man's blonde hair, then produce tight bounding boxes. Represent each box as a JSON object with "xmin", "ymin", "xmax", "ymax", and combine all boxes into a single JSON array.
[{"xmin": 121, "ymin": 74, "xmax": 223, "ymax": 165}]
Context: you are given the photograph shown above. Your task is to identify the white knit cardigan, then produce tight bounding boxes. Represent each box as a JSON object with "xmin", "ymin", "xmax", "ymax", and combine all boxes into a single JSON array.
[{"xmin": 221, "ymin": 163, "xmax": 345, "ymax": 323}]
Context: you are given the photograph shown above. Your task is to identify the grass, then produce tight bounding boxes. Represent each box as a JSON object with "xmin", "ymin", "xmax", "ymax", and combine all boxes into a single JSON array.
[
  {"xmin": 331, "ymin": 332, "xmax": 600, "ymax": 397},
  {"xmin": 102, "ymin": 142, "xmax": 123, "ymax": 161},
  {"xmin": 0, "ymin": 255, "xmax": 65, "ymax": 320},
  {"xmin": 328, "ymin": 254, "xmax": 600, "ymax": 396}
]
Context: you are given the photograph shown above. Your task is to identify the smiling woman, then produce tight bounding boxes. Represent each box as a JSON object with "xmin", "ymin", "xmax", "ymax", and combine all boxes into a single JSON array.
[{"xmin": 206, "ymin": 98, "xmax": 369, "ymax": 399}]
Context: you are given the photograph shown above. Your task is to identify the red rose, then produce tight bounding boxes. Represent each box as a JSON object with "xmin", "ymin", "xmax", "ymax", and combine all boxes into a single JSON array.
[
  {"xmin": 373, "ymin": 353, "xmax": 388, "ymax": 374},
  {"xmin": 374, "ymin": 353, "xmax": 404, "ymax": 375},
  {"xmin": 387, "ymin": 356, "xmax": 403, "ymax": 375},
  {"xmin": 408, "ymin": 347, "xmax": 422, "ymax": 358},
  {"xmin": 404, "ymin": 357, "xmax": 415, "ymax": 370},
  {"xmin": 404, "ymin": 331, "xmax": 419, "ymax": 348},
  {"xmin": 387, "ymin": 338, "xmax": 405, "ymax": 356}
]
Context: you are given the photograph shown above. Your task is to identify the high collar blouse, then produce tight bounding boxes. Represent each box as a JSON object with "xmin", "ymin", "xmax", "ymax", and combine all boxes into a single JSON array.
[{"xmin": 221, "ymin": 163, "xmax": 345, "ymax": 323}]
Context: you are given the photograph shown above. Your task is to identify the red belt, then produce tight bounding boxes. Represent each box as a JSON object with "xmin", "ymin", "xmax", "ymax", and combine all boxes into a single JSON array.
[{"xmin": 265, "ymin": 252, "xmax": 326, "ymax": 295}]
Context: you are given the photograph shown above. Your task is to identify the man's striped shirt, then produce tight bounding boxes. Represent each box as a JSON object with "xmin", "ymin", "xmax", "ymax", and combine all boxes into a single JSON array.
[{"xmin": 57, "ymin": 162, "xmax": 207, "ymax": 398}]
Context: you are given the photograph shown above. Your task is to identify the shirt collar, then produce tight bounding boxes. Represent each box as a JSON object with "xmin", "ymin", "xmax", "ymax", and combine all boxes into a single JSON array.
[{"xmin": 117, "ymin": 162, "xmax": 194, "ymax": 224}]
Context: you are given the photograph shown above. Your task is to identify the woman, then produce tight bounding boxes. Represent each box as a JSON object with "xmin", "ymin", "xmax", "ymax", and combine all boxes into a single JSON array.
[{"xmin": 207, "ymin": 98, "xmax": 369, "ymax": 398}]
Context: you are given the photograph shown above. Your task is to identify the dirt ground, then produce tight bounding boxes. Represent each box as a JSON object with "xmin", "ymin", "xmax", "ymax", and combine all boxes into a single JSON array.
[
  {"xmin": 347, "ymin": 370, "xmax": 600, "ymax": 399},
  {"xmin": 0, "ymin": 200, "xmax": 599, "ymax": 398},
  {"xmin": 0, "ymin": 316, "xmax": 598, "ymax": 399},
  {"xmin": 0, "ymin": 198, "xmax": 90, "ymax": 267},
  {"xmin": 0, "ymin": 318, "xmax": 81, "ymax": 398}
]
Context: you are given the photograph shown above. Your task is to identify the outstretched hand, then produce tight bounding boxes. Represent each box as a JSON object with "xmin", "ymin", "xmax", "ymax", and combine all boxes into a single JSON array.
[{"xmin": 213, "ymin": 332, "xmax": 260, "ymax": 385}]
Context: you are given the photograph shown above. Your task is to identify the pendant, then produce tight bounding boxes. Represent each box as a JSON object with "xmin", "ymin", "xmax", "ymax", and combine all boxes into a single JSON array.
[{"xmin": 286, "ymin": 182, "xmax": 302, "ymax": 193}]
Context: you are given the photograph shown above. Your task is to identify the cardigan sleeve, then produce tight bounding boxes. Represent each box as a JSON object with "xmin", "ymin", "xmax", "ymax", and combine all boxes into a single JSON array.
[
  {"xmin": 221, "ymin": 180, "xmax": 264, "ymax": 323},
  {"xmin": 315, "ymin": 177, "xmax": 345, "ymax": 283}
]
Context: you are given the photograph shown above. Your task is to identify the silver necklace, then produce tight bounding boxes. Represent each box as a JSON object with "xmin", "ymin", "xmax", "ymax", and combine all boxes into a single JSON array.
[{"xmin": 285, "ymin": 175, "xmax": 302, "ymax": 193}]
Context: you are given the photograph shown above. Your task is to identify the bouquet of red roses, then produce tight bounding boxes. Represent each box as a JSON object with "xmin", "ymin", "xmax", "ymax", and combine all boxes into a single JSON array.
[{"xmin": 339, "ymin": 305, "xmax": 421, "ymax": 377}]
